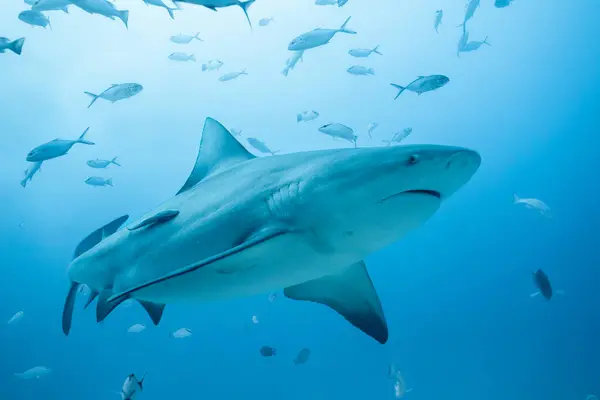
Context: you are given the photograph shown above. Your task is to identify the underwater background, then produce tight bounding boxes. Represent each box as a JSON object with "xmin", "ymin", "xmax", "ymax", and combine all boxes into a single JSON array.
[{"xmin": 1, "ymin": 0, "xmax": 599, "ymax": 399}]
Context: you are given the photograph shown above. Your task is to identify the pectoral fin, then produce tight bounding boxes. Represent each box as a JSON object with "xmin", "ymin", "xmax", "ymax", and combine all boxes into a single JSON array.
[
  {"xmin": 284, "ymin": 261, "xmax": 388, "ymax": 344},
  {"xmin": 137, "ymin": 300, "xmax": 165, "ymax": 325},
  {"xmin": 62, "ymin": 282, "xmax": 80, "ymax": 335},
  {"xmin": 108, "ymin": 228, "xmax": 290, "ymax": 303},
  {"xmin": 97, "ymin": 290, "xmax": 129, "ymax": 322}
]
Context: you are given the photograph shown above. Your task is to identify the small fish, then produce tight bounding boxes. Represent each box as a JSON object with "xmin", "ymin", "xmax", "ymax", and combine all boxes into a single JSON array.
[
  {"xmin": 390, "ymin": 75, "xmax": 449, "ymax": 99},
  {"xmin": 347, "ymin": 65, "xmax": 375, "ymax": 76},
  {"xmin": 367, "ymin": 122, "xmax": 378, "ymax": 138},
  {"xmin": 531, "ymin": 269, "xmax": 552, "ymax": 300},
  {"xmin": 513, "ymin": 193, "xmax": 551, "ymax": 216},
  {"xmin": 15, "ymin": 366, "xmax": 52, "ymax": 379},
  {"xmin": 268, "ymin": 293, "xmax": 277, "ymax": 303},
  {"xmin": 389, "ymin": 365, "xmax": 413, "ymax": 398},
  {"xmin": 202, "ymin": 59, "xmax": 223, "ymax": 71},
  {"xmin": 230, "ymin": 128, "xmax": 242, "ymax": 137},
  {"xmin": 8, "ymin": 311, "xmax": 24, "ymax": 325},
  {"xmin": 258, "ymin": 17, "xmax": 274, "ymax": 26},
  {"xmin": 143, "ymin": 0, "xmax": 178, "ymax": 19},
  {"xmin": 121, "ymin": 373, "xmax": 145, "ymax": 400},
  {"xmin": 297, "ymin": 110, "xmax": 319, "ymax": 122},
  {"xmin": 260, "ymin": 346, "xmax": 276, "ymax": 357},
  {"xmin": 172, "ymin": 0, "xmax": 255, "ymax": 27},
  {"xmin": 85, "ymin": 176, "xmax": 113, "ymax": 187},
  {"xmin": 87, "ymin": 157, "xmax": 121, "ymax": 168},
  {"xmin": 288, "ymin": 16, "xmax": 356, "ymax": 51},
  {"xmin": 27, "ymin": 127, "xmax": 94, "ymax": 162},
  {"xmin": 457, "ymin": 0, "xmax": 480, "ymax": 28},
  {"xmin": 218, "ymin": 69, "xmax": 247, "ymax": 81},
  {"xmin": 315, "ymin": 0, "xmax": 337, "ymax": 5},
  {"xmin": 383, "ymin": 128, "xmax": 412, "ymax": 146},
  {"xmin": 0, "ymin": 37, "xmax": 25, "ymax": 55},
  {"xmin": 71, "ymin": 0, "xmax": 129, "ymax": 28},
  {"xmin": 251, "ymin": 315, "xmax": 259, "ymax": 324},
  {"xmin": 282, "ymin": 50, "xmax": 304, "ymax": 76},
  {"xmin": 348, "ymin": 46, "xmax": 382, "ymax": 58},
  {"xmin": 461, "ymin": 37, "xmax": 491, "ymax": 52},
  {"xmin": 169, "ymin": 52, "xmax": 196, "ymax": 62},
  {"xmin": 127, "ymin": 324, "xmax": 146, "ymax": 333},
  {"xmin": 170, "ymin": 32, "xmax": 202, "ymax": 44},
  {"xmin": 293, "ymin": 348, "xmax": 311, "ymax": 365},
  {"xmin": 32, "ymin": 0, "xmax": 71, "ymax": 13},
  {"xmin": 84, "ymin": 83, "xmax": 143, "ymax": 108},
  {"xmin": 494, "ymin": 0, "xmax": 514, "ymax": 7},
  {"xmin": 21, "ymin": 161, "xmax": 43, "ymax": 188},
  {"xmin": 318, "ymin": 123, "xmax": 357, "ymax": 147},
  {"xmin": 434, "ymin": 10, "xmax": 443, "ymax": 33},
  {"xmin": 171, "ymin": 328, "xmax": 192, "ymax": 338},
  {"xmin": 18, "ymin": 10, "xmax": 51, "ymax": 29},
  {"xmin": 247, "ymin": 137, "xmax": 278, "ymax": 156}
]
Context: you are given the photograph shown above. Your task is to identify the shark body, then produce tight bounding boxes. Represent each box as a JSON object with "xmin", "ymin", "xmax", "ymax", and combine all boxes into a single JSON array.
[{"xmin": 62, "ymin": 117, "xmax": 481, "ymax": 344}]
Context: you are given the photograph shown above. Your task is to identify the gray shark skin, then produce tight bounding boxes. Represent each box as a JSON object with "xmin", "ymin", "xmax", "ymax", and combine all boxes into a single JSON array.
[{"xmin": 62, "ymin": 117, "xmax": 481, "ymax": 344}]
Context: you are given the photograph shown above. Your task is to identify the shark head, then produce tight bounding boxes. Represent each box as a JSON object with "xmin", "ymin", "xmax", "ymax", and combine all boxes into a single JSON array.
[{"xmin": 297, "ymin": 144, "xmax": 481, "ymax": 253}]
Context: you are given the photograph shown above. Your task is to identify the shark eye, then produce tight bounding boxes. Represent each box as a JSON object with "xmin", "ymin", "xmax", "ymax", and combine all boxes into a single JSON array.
[{"xmin": 407, "ymin": 154, "xmax": 420, "ymax": 165}]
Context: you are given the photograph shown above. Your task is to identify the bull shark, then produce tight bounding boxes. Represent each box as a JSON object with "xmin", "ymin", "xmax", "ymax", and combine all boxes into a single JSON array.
[{"xmin": 61, "ymin": 117, "xmax": 481, "ymax": 344}]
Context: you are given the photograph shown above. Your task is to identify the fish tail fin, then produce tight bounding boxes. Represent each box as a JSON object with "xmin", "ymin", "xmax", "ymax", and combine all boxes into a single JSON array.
[
  {"xmin": 201, "ymin": 63, "xmax": 207, "ymax": 71},
  {"xmin": 84, "ymin": 92, "xmax": 100, "ymax": 108},
  {"xmin": 483, "ymin": 36, "xmax": 491, "ymax": 46},
  {"xmin": 118, "ymin": 9, "xmax": 129, "ymax": 28},
  {"xmin": 339, "ymin": 16, "xmax": 356, "ymax": 34},
  {"xmin": 194, "ymin": 32, "xmax": 203, "ymax": 41},
  {"xmin": 281, "ymin": 67, "xmax": 290, "ymax": 76},
  {"xmin": 369, "ymin": 68, "xmax": 375, "ymax": 75},
  {"xmin": 62, "ymin": 5, "xmax": 69, "ymax": 13},
  {"xmin": 241, "ymin": 68, "xmax": 248, "ymax": 75},
  {"xmin": 106, "ymin": 178, "xmax": 113, "ymax": 187},
  {"xmin": 190, "ymin": 54, "xmax": 196, "ymax": 62},
  {"xmin": 111, "ymin": 157, "xmax": 121, "ymax": 166},
  {"xmin": 513, "ymin": 193, "xmax": 520, "ymax": 204},
  {"xmin": 138, "ymin": 373, "xmax": 146, "ymax": 391},
  {"xmin": 20, "ymin": 178, "xmax": 27, "ymax": 188},
  {"xmin": 240, "ymin": 0, "xmax": 255, "ymax": 28},
  {"xmin": 373, "ymin": 45, "xmax": 382, "ymax": 55},
  {"xmin": 296, "ymin": 114, "xmax": 302, "ymax": 122},
  {"xmin": 9, "ymin": 37, "xmax": 25, "ymax": 55},
  {"xmin": 77, "ymin": 127, "xmax": 95, "ymax": 145},
  {"xmin": 167, "ymin": 7, "xmax": 176, "ymax": 19},
  {"xmin": 47, "ymin": 17, "xmax": 52, "ymax": 31},
  {"xmin": 390, "ymin": 83, "xmax": 406, "ymax": 100}
]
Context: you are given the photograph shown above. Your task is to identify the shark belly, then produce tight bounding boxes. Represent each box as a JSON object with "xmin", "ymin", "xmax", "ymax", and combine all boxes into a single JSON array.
[{"xmin": 129, "ymin": 231, "xmax": 360, "ymax": 303}]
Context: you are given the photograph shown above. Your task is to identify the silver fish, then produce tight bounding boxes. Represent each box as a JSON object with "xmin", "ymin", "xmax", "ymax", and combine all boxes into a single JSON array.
[
  {"xmin": 461, "ymin": 37, "xmax": 491, "ymax": 52},
  {"xmin": 282, "ymin": 50, "xmax": 304, "ymax": 76},
  {"xmin": 457, "ymin": 0, "xmax": 480, "ymax": 28},
  {"xmin": 258, "ymin": 17, "xmax": 274, "ymax": 26},
  {"xmin": 202, "ymin": 59, "xmax": 223, "ymax": 71},
  {"xmin": 21, "ymin": 161, "xmax": 43, "ymax": 188},
  {"xmin": 143, "ymin": 0, "xmax": 178, "ymax": 18},
  {"xmin": 318, "ymin": 123, "xmax": 357, "ymax": 146},
  {"xmin": 347, "ymin": 65, "xmax": 374, "ymax": 76},
  {"xmin": 297, "ymin": 110, "xmax": 319, "ymax": 122},
  {"xmin": 87, "ymin": 157, "xmax": 121, "ymax": 168},
  {"xmin": 247, "ymin": 137, "xmax": 278, "ymax": 155},
  {"xmin": 172, "ymin": 0, "xmax": 255, "ymax": 27},
  {"xmin": 85, "ymin": 176, "xmax": 113, "ymax": 187},
  {"xmin": 218, "ymin": 69, "xmax": 247, "ymax": 81},
  {"xmin": 18, "ymin": 10, "xmax": 51, "ymax": 29},
  {"xmin": 434, "ymin": 10, "xmax": 443, "ymax": 33},
  {"xmin": 71, "ymin": 0, "xmax": 129, "ymax": 28},
  {"xmin": 383, "ymin": 128, "xmax": 412, "ymax": 146},
  {"xmin": 31, "ymin": 0, "xmax": 71, "ymax": 13},
  {"xmin": 27, "ymin": 127, "xmax": 94, "ymax": 162},
  {"xmin": 170, "ymin": 32, "xmax": 202, "ymax": 44},
  {"xmin": 348, "ymin": 46, "xmax": 382, "ymax": 58},
  {"xmin": 84, "ymin": 83, "xmax": 143, "ymax": 108},
  {"xmin": 367, "ymin": 122, "xmax": 378, "ymax": 138},
  {"xmin": 288, "ymin": 17, "xmax": 356, "ymax": 51},
  {"xmin": 121, "ymin": 373, "xmax": 145, "ymax": 400},
  {"xmin": 390, "ymin": 75, "xmax": 449, "ymax": 99},
  {"xmin": 169, "ymin": 52, "xmax": 196, "ymax": 62}
]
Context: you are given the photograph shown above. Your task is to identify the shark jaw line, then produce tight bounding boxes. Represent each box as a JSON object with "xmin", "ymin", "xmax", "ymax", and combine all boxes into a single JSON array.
[{"xmin": 378, "ymin": 189, "xmax": 442, "ymax": 204}]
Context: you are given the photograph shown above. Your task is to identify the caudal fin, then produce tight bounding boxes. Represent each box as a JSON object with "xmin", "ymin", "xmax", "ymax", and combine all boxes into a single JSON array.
[
  {"xmin": 77, "ymin": 127, "xmax": 95, "ymax": 145},
  {"xmin": 166, "ymin": 6, "xmax": 176, "ymax": 19},
  {"xmin": 10, "ymin": 38, "xmax": 25, "ymax": 55},
  {"xmin": 111, "ymin": 157, "xmax": 121, "ymax": 167},
  {"xmin": 390, "ymin": 83, "xmax": 406, "ymax": 100},
  {"xmin": 106, "ymin": 178, "xmax": 113, "ymax": 187},
  {"xmin": 339, "ymin": 16, "xmax": 356, "ymax": 34},
  {"xmin": 239, "ymin": 0, "xmax": 255, "ymax": 28},
  {"xmin": 189, "ymin": 54, "xmax": 196, "ymax": 62},
  {"xmin": 117, "ymin": 9, "xmax": 129, "ymax": 28},
  {"xmin": 20, "ymin": 178, "xmax": 27, "ymax": 188},
  {"xmin": 281, "ymin": 66, "xmax": 290, "ymax": 76},
  {"xmin": 372, "ymin": 45, "xmax": 382, "ymax": 55},
  {"xmin": 296, "ymin": 114, "xmax": 302, "ymax": 122},
  {"xmin": 513, "ymin": 193, "xmax": 520, "ymax": 204},
  {"xmin": 194, "ymin": 32, "xmax": 203, "ymax": 41},
  {"xmin": 483, "ymin": 36, "xmax": 491, "ymax": 46},
  {"xmin": 241, "ymin": 68, "xmax": 248, "ymax": 75},
  {"xmin": 84, "ymin": 92, "xmax": 100, "ymax": 108},
  {"xmin": 201, "ymin": 64, "xmax": 207, "ymax": 71}
]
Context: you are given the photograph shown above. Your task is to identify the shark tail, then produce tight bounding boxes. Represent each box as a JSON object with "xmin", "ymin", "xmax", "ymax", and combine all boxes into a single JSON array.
[
  {"xmin": 372, "ymin": 45, "xmax": 382, "ymax": 55},
  {"xmin": 390, "ymin": 83, "xmax": 406, "ymax": 100},
  {"xmin": 111, "ymin": 157, "xmax": 121, "ymax": 167},
  {"xmin": 9, "ymin": 37, "xmax": 25, "ymax": 55},
  {"xmin": 339, "ymin": 16, "xmax": 356, "ymax": 34},
  {"xmin": 117, "ymin": 9, "xmax": 129, "ymax": 28},
  {"xmin": 77, "ymin": 127, "xmax": 95, "ymax": 145},
  {"xmin": 84, "ymin": 91, "xmax": 100, "ymax": 108},
  {"xmin": 239, "ymin": 0, "xmax": 255, "ymax": 28}
]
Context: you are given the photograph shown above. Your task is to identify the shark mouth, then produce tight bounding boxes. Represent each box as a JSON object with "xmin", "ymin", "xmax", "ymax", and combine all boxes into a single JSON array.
[{"xmin": 379, "ymin": 189, "xmax": 441, "ymax": 203}]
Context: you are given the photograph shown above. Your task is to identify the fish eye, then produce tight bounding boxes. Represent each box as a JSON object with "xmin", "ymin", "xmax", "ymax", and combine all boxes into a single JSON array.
[{"xmin": 407, "ymin": 154, "xmax": 419, "ymax": 165}]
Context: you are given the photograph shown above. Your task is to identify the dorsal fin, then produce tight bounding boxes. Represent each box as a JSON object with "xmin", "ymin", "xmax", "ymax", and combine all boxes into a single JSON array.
[
  {"xmin": 177, "ymin": 117, "xmax": 255, "ymax": 195},
  {"xmin": 73, "ymin": 215, "xmax": 128, "ymax": 259}
]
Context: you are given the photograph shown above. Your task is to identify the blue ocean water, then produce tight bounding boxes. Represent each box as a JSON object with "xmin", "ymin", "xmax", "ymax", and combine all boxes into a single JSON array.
[{"xmin": 1, "ymin": 0, "xmax": 599, "ymax": 399}]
